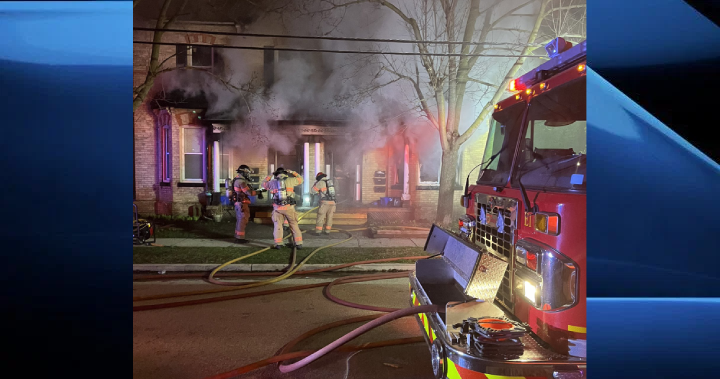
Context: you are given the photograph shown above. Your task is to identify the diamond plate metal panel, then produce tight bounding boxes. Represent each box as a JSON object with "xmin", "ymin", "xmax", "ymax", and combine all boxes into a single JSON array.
[{"xmin": 465, "ymin": 252, "xmax": 508, "ymax": 301}]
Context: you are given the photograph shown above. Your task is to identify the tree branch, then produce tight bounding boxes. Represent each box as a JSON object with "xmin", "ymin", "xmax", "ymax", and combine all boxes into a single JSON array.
[
  {"xmin": 163, "ymin": 0, "xmax": 190, "ymax": 29},
  {"xmin": 458, "ymin": 0, "xmax": 548, "ymax": 146},
  {"xmin": 381, "ymin": 65, "xmax": 440, "ymax": 131},
  {"xmin": 467, "ymin": 78, "xmax": 499, "ymax": 88},
  {"xmin": 543, "ymin": 4, "xmax": 586, "ymax": 18},
  {"xmin": 491, "ymin": 0, "xmax": 536, "ymax": 27},
  {"xmin": 492, "ymin": 27, "xmax": 532, "ymax": 33}
]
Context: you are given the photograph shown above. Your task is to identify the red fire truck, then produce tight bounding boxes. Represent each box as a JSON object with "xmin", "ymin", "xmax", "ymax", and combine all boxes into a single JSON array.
[{"xmin": 411, "ymin": 37, "xmax": 586, "ymax": 379}]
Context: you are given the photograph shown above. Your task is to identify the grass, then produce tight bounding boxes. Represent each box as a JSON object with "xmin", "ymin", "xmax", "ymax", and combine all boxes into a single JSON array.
[
  {"xmin": 133, "ymin": 246, "xmax": 428, "ymax": 265},
  {"xmin": 148, "ymin": 217, "xmax": 235, "ymax": 239}
]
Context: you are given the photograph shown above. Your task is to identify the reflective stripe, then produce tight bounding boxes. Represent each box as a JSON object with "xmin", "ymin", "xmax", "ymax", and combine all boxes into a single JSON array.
[
  {"xmin": 315, "ymin": 226, "xmax": 323, "ymax": 230},
  {"xmin": 568, "ymin": 325, "xmax": 586, "ymax": 333},
  {"xmin": 294, "ymin": 237, "xmax": 303, "ymax": 242},
  {"xmin": 235, "ymin": 231, "xmax": 244, "ymax": 236},
  {"xmin": 312, "ymin": 186, "xmax": 319, "ymax": 191},
  {"xmin": 325, "ymin": 226, "xmax": 332, "ymax": 230},
  {"xmin": 274, "ymin": 238, "xmax": 283, "ymax": 243},
  {"xmin": 446, "ymin": 359, "xmax": 463, "ymax": 379}
]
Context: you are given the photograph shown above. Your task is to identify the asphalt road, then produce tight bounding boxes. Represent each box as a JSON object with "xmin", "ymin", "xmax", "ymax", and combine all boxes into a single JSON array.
[{"xmin": 133, "ymin": 275, "xmax": 435, "ymax": 379}]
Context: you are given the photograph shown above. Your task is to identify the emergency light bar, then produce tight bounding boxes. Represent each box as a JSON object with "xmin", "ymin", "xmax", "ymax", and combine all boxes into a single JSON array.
[{"xmin": 507, "ymin": 39, "xmax": 586, "ymax": 93}]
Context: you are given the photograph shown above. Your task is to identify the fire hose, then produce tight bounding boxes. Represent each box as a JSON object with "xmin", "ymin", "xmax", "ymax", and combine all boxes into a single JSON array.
[{"xmin": 133, "ymin": 207, "xmax": 438, "ymax": 377}]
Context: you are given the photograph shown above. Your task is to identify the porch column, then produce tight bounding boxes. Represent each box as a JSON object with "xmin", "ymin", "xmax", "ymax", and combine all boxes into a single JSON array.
[
  {"xmin": 212, "ymin": 141, "xmax": 220, "ymax": 193},
  {"xmin": 315, "ymin": 142, "xmax": 321, "ymax": 177},
  {"xmin": 402, "ymin": 143, "xmax": 410, "ymax": 200},
  {"xmin": 303, "ymin": 142, "xmax": 310, "ymax": 205},
  {"xmin": 355, "ymin": 164, "xmax": 361, "ymax": 202}
]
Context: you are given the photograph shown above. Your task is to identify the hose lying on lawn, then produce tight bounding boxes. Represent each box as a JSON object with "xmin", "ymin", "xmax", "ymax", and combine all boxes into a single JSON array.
[{"xmin": 133, "ymin": 216, "xmax": 439, "ymax": 377}]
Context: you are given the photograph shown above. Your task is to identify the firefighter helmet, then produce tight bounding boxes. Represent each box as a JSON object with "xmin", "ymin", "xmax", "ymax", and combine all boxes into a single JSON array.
[
  {"xmin": 273, "ymin": 167, "xmax": 288, "ymax": 177},
  {"xmin": 315, "ymin": 172, "xmax": 327, "ymax": 181},
  {"xmin": 236, "ymin": 164, "xmax": 252, "ymax": 180}
]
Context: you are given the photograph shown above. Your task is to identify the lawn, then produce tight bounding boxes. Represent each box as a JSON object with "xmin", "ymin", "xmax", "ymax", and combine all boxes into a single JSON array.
[{"xmin": 133, "ymin": 246, "xmax": 429, "ymax": 265}]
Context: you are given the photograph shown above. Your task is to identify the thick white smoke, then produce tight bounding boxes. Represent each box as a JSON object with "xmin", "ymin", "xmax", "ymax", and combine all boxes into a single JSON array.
[{"xmin": 154, "ymin": 0, "xmax": 544, "ymax": 169}]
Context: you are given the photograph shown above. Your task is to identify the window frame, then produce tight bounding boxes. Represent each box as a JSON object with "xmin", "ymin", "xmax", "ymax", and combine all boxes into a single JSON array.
[
  {"xmin": 417, "ymin": 161, "xmax": 441, "ymax": 186},
  {"xmin": 220, "ymin": 147, "xmax": 233, "ymax": 183},
  {"xmin": 179, "ymin": 126, "xmax": 206, "ymax": 183},
  {"xmin": 176, "ymin": 44, "xmax": 214, "ymax": 69},
  {"xmin": 160, "ymin": 126, "xmax": 172, "ymax": 183}
]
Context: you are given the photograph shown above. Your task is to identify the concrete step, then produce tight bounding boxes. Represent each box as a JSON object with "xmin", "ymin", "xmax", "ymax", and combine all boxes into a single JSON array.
[
  {"xmin": 298, "ymin": 218, "xmax": 367, "ymax": 225},
  {"xmin": 253, "ymin": 218, "xmax": 367, "ymax": 226},
  {"xmin": 255, "ymin": 211, "xmax": 367, "ymax": 219}
]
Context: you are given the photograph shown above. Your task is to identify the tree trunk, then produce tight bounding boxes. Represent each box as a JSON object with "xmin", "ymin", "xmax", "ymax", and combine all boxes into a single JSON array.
[{"xmin": 434, "ymin": 144, "xmax": 459, "ymax": 227}]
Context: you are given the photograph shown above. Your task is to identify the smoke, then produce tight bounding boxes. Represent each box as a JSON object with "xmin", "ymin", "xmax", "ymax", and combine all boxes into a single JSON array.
[{"xmin": 153, "ymin": 0, "xmax": 544, "ymax": 172}]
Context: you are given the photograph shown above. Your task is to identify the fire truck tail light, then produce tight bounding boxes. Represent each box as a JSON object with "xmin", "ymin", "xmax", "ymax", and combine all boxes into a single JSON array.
[
  {"xmin": 535, "ymin": 212, "xmax": 560, "ymax": 236},
  {"xmin": 508, "ymin": 78, "xmax": 525, "ymax": 92},
  {"xmin": 578, "ymin": 64, "xmax": 586, "ymax": 72}
]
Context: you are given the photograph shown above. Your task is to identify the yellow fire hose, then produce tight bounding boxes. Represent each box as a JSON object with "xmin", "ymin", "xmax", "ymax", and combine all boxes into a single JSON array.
[
  {"xmin": 133, "ymin": 205, "xmax": 429, "ymax": 302},
  {"xmin": 133, "ymin": 205, "xmax": 370, "ymax": 302}
]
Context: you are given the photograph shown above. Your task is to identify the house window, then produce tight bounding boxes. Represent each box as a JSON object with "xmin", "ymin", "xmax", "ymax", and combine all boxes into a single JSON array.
[
  {"xmin": 180, "ymin": 127, "xmax": 205, "ymax": 182},
  {"xmin": 419, "ymin": 152, "xmax": 441, "ymax": 184},
  {"xmin": 160, "ymin": 127, "xmax": 171, "ymax": 182},
  {"xmin": 176, "ymin": 45, "xmax": 214, "ymax": 68}
]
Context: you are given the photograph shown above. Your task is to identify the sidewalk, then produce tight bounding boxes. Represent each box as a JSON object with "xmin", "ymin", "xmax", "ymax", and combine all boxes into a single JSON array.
[{"xmin": 136, "ymin": 236, "xmax": 428, "ymax": 248}]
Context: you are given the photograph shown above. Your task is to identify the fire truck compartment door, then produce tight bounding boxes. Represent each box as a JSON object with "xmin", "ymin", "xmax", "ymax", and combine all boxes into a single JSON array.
[
  {"xmin": 416, "ymin": 259, "xmax": 474, "ymax": 309},
  {"xmin": 424, "ymin": 224, "xmax": 508, "ymax": 301}
]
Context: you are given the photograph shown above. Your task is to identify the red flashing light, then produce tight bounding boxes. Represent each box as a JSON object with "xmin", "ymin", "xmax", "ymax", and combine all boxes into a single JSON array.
[
  {"xmin": 508, "ymin": 78, "xmax": 525, "ymax": 92},
  {"xmin": 459, "ymin": 220, "xmax": 464, "ymax": 228},
  {"xmin": 526, "ymin": 251, "xmax": 538, "ymax": 271}
]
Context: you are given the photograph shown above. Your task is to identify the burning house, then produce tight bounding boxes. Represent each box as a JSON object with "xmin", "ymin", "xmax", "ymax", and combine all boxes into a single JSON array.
[{"xmin": 133, "ymin": 3, "xmax": 489, "ymax": 223}]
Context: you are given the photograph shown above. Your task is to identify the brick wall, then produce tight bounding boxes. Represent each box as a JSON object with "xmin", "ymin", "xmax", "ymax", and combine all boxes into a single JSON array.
[
  {"xmin": 133, "ymin": 20, "xmax": 267, "ymax": 217},
  {"xmin": 361, "ymin": 148, "xmax": 387, "ymax": 204}
]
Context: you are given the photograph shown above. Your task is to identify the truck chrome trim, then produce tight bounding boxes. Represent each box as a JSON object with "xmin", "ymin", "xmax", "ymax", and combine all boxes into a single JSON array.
[
  {"xmin": 474, "ymin": 193, "xmax": 518, "ymax": 311},
  {"xmin": 515, "ymin": 239, "xmax": 579, "ymax": 312}
]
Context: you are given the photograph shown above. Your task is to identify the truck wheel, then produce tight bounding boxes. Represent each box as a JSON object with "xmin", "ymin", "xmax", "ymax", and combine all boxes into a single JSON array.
[{"xmin": 431, "ymin": 338, "xmax": 448, "ymax": 379}]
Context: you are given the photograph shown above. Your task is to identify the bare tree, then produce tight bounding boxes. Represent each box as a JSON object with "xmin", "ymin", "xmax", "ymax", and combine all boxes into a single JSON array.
[{"xmin": 301, "ymin": 0, "xmax": 585, "ymax": 226}]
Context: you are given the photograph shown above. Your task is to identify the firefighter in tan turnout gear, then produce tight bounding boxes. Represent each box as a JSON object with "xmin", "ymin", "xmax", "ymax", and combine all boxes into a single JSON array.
[
  {"xmin": 311, "ymin": 172, "xmax": 336, "ymax": 236},
  {"xmin": 228, "ymin": 165, "xmax": 263, "ymax": 244},
  {"xmin": 262, "ymin": 168, "xmax": 304, "ymax": 249}
]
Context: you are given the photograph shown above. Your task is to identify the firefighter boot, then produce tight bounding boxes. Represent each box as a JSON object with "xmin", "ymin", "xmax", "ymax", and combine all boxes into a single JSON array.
[{"xmin": 235, "ymin": 238, "xmax": 249, "ymax": 244}]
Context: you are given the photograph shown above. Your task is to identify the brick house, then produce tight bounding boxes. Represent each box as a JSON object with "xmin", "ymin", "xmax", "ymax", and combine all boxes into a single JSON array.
[{"xmin": 133, "ymin": 19, "xmax": 489, "ymax": 222}]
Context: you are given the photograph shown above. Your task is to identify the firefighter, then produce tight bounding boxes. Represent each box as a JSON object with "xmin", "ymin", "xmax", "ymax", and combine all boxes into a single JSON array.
[
  {"xmin": 230, "ymin": 165, "xmax": 258, "ymax": 244},
  {"xmin": 262, "ymin": 167, "xmax": 304, "ymax": 249},
  {"xmin": 311, "ymin": 172, "xmax": 336, "ymax": 236}
]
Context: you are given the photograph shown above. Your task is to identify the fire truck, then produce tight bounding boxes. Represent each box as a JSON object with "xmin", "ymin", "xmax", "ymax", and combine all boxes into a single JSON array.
[{"xmin": 411, "ymin": 37, "xmax": 587, "ymax": 379}]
